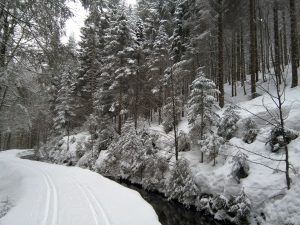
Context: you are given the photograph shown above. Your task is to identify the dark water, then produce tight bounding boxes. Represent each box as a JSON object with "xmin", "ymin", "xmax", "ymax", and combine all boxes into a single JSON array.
[{"xmin": 114, "ymin": 179, "xmax": 227, "ymax": 225}]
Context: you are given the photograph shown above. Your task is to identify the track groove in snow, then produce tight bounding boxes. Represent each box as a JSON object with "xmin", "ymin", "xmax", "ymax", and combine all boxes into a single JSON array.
[
  {"xmin": 70, "ymin": 173, "xmax": 112, "ymax": 225},
  {"xmin": 0, "ymin": 150, "xmax": 161, "ymax": 225},
  {"xmin": 44, "ymin": 173, "xmax": 59, "ymax": 225},
  {"xmin": 41, "ymin": 172, "xmax": 51, "ymax": 225}
]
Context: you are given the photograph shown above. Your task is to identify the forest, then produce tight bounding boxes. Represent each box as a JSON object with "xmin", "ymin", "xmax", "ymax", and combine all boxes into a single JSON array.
[{"xmin": 1, "ymin": 0, "xmax": 300, "ymax": 224}]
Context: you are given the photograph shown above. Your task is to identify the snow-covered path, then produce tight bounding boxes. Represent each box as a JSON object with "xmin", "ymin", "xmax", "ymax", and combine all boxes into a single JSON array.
[{"xmin": 0, "ymin": 150, "xmax": 161, "ymax": 225}]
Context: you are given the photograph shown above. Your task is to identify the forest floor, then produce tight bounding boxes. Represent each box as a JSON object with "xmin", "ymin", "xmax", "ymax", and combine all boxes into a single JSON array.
[{"xmin": 0, "ymin": 150, "xmax": 161, "ymax": 225}]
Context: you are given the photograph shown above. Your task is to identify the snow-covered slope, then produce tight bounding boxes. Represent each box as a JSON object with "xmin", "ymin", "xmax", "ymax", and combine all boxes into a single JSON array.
[{"xmin": 0, "ymin": 150, "xmax": 161, "ymax": 225}]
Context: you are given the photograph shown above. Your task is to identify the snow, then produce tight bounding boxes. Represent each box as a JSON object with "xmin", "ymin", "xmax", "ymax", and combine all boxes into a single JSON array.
[
  {"xmin": 40, "ymin": 67, "xmax": 300, "ymax": 225},
  {"xmin": 0, "ymin": 150, "xmax": 161, "ymax": 225}
]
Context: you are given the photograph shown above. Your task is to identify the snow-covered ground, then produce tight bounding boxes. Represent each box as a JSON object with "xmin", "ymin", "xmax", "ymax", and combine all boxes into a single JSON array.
[
  {"xmin": 0, "ymin": 150, "xmax": 161, "ymax": 225},
  {"xmin": 37, "ymin": 67, "xmax": 300, "ymax": 225}
]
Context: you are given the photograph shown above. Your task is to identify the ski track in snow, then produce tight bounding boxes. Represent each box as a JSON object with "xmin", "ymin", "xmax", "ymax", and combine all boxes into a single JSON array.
[
  {"xmin": 0, "ymin": 150, "xmax": 161, "ymax": 225},
  {"xmin": 44, "ymin": 173, "xmax": 59, "ymax": 225}
]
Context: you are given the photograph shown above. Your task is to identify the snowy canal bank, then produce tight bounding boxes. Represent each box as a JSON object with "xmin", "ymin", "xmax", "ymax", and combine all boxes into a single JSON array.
[
  {"xmin": 114, "ymin": 179, "xmax": 232, "ymax": 225},
  {"xmin": 0, "ymin": 150, "xmax": 161, "ymax": 225}
]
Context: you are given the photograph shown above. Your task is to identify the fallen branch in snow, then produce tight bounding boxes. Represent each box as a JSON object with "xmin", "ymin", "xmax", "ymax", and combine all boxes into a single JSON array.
[{"xmin": 227, "ymin": 143, "xmax": 285, "ymax": 162}]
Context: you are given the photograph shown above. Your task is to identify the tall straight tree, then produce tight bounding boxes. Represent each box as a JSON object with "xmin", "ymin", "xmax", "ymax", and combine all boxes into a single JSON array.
[
  {"xmin": 249, "ymin": 0, "xmax": 257, "ymax": 98},
  {"xmin": 218, "ymin": 0, "xmax": 224, "ymax": 108},
  {"xmin": 289, "ymin": 0, "xmax": 299, "ymax": 88},
  {"xmin": 273, "ymin": 0, "xmax": 281, "ymax": 84}
]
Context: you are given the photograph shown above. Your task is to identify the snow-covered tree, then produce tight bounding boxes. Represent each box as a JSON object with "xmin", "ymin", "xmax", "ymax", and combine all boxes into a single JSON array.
[
  {"xmin": 77, "ymin": 2, "xmax": 108, "ymax": 115},
  {"xmin": 188, "ymin": 70, "xmax": 219, "ymax": 162},
  {"xmin": 231, "ymin": 151, "xmax": 249, "ymax": 182},
  {"xmin": 242, "ymin": 118, "xmax": 258, "ymax": 144},
  {"xmin": 166, "ymin": 158, "xmax": 199, "ymax": 207},
  {"xmin": 53, "ymin": 70, "xmax": 75, "ymax": 135},
  {"xmin": 218, "ymin": 105, "xmax": 240, "ymax": 140},
  {"xmin": 200, "ymin": 132, "xmax": 224, "ymax": 166},
  {"xmin": 188, "ymin": 70, "xmax": 219, "ymax": 126}
]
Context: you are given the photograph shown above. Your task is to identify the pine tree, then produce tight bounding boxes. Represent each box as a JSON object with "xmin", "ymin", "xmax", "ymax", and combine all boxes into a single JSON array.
[
  {"xmin": 188, "ymin": 70, "xmax": 219, "ymax": 162},
  {"xmin": 101, "ymin": 4, "xmax": 135, "ymax": 134},
  {"xmin": 200, "ymin": 132, "xmax": 223, "ymax": 166},
  {"xmin": 77, "ymin": 3, "xmax": 108, "ymax": 115}
]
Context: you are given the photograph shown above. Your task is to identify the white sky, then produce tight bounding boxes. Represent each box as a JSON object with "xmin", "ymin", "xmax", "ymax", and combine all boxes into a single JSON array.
[
  {"xmin": 62, "ymin": 0, "xmax": 137, "ymax": 44},
  {"xmin": 126, "ymin": 0, "xmax": 137, "ymax": 6}
]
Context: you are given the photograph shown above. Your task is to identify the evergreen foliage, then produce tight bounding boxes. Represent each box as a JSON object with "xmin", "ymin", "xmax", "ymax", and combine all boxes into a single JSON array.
[
  {"xmin": 218, "ymin": 105, "xmax": 240, "ymax": 140},
  {"xmin": 166, "ymin": 158, "xmax": 199, "ymax": 207},
  {"xmin": 242, "ymin": 118, "xmax": 258, "ymax": 144}
]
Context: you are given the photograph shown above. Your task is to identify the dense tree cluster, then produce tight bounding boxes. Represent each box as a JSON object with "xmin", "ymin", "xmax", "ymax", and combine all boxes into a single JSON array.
[{"xmin": 0, "ymin": 0, "xmax": 299, "ymax": 151}]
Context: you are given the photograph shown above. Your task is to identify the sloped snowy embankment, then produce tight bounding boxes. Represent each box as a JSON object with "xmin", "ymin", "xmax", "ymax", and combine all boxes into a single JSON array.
[{"xmin": 0, "ymin": 150, "xmax": 161, "ymax": 225}]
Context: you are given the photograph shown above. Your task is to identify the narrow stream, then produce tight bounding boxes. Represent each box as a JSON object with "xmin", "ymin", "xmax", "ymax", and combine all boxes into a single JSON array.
[{"xmin": 114, "ymin": 179, "xmax": 226, "ymax": 225}]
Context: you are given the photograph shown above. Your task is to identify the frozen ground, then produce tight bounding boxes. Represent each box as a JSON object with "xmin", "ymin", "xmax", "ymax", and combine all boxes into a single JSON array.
[{"xmin": 0, "ymin": 150, "xmax": 161, "ymax": 225}]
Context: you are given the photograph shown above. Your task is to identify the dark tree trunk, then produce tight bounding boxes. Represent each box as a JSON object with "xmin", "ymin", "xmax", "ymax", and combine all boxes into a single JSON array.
[
  {"xmin": 170, "ymin": 68, "xmax": 178, "ymax": 161},
  {"xmin": 290, "ymin": 0, "xmax": 299, "ymax": 88},
  {"xmin": 218, "ymin": 0, "xmax": 224, "ymax": 108},
  {"xmin": 250, "ymin": 0, "xmax": 257, "ymax": 97},
  {"xmin": 282, "ymin": 11, "xmax": 288, "ymax": 66},
  {"xmin": 274, "ymin": 1, "xmax": 282, "ymax": 84}
]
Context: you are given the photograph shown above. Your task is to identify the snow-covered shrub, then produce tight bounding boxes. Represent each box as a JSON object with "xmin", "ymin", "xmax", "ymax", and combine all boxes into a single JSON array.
[
  {"xmin": 242, "ymin": 118, "xmax": 258, "ymax": 144},
  {"xmin": 218, "ymin": 105, "xmax": 240, "ymax": 140},
  {"xmin": 228, "ymin": 190, "xmax": 251, "ymax": 224},
  {"xmin": 142, "ymin": 156, "xmax": 169, "ymax": 191},
  {"xmin": 96, "ymin": 122, "xmax": 117, "ymax": 151},
  {"xmin": 77, "ymin": 150, "xmax": 98, "ymax": 169},
  {"xmin": 178, "ymin": 131, "xmax": 191, "ymax": 152},
  {"xmin": 231, "ymin": 152, "xmax": 249, "ymax": 181},
  {"xmin": 196, "ymin": 195, "xmax": 214, "ymax": 214},
  {"xmin": 200, "ymin": 132, "xmax": 224, "ymax": 165},
  {"xmin": 99, "ymin": 122, "xmax": 155, "ymax": 181},
  {"xmin": 75, "ymin": 141, "xmax": 85, "ymax": 159},
  {"xmin": 267, "ymin": 127, "xmax": 298, "ymax": 152},
  {"xmin": 166, "ymin": 158, "xmax": 199, "ymax": 207}
]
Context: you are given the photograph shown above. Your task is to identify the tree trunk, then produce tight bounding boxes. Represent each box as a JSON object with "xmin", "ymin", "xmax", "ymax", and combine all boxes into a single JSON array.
[
  {"xmin": 282, "ymin": 11, "xmax": 288, "ymax": 66},
  {"xmin": 118, "ymin": 88, "xmax": 122, "ymax": 134},
  {"xmin": 241, "ymin": 26, "xmax": 247, "ymax": 95},
  {"xmin": 290, "ymin": 0, "xmax": 299, "ymax": 88},
  {"xmin": 170, "ymin": 67, "xmax": 178, "ymax": 161},
  {"xmin": 218, "ymin": 0, "xmax": 224, "ymax": 108},
  {"xmin": 259, "ymin": 7, "xmax": 266, "ymax": 81},
  {"xmin": 250, "ymin": 0, "xmax": 257, "ymax": 97},
  {"xmin": 274, "ymin": 1, "xmax": 282, "ymax": 84},
  {"xmin": 67, "ymin": 121, "xmax": 70, "ymax": 152}
]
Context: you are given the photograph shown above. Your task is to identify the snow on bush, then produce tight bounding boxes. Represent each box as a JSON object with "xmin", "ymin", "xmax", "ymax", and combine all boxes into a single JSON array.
[
  {"xmin": 166, "ymin": 158, "xmax": 199, "ymax": 207},
  {"xmin": 178, "ymin": 131, "xmax": 191, "ymax": 152},
  {"xmin": 230, "ymin": 151, "xmax": 249, "ymax": 182},
  {"xmin": 200, "ymin": 132, "xmax": 224, "ymax": 165},
  {"xmin": 242, "ymin": 118, "xmax": 258, "ymax": 144},
  {"xmin": 227, "ymin": 190, "xmax": 251, "ymax": 224},
  {"xmin": 196, "ymin": 191, "xmax": 251, "ymax": 223},
  {"xmin": 218, "ymin": 105, "xmax": 240, "ymax": 140},
  {"xmin": 266, "ymin": 127, "xmax": 298, "ymax": 152},
  {"xmin": 99, "ymin": 122, "xmax": 158, "ymax": 182},
  {"xmin": 142, "ymin": 156, "xmax": 169, "ymax": 191}
]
